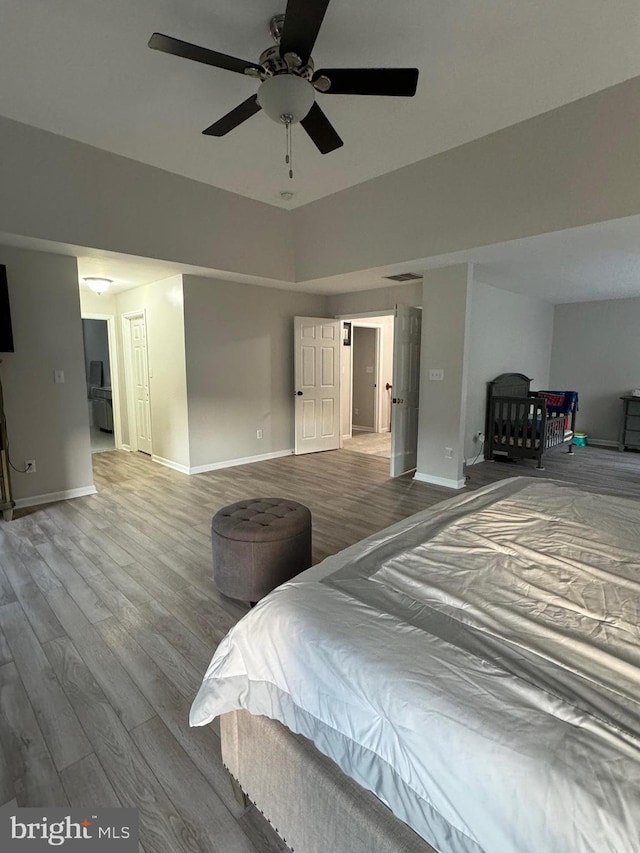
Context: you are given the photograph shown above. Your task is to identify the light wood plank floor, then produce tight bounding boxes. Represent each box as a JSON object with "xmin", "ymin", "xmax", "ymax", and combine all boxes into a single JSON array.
[{"xmin": 1, "ymin": 443, "xmax": 640, "ymax": 852}]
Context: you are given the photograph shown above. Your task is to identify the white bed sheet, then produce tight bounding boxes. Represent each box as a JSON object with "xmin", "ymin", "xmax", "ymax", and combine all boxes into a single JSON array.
[{"xmin": 190, "ymin": 478, "xmax": 640, "ymax": 853}]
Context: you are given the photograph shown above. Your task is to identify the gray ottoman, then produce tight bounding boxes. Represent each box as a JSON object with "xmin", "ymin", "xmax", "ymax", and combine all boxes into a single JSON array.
[{"xmin": 211, "ymin": 498, "xmax": 312, "ymax": 603}]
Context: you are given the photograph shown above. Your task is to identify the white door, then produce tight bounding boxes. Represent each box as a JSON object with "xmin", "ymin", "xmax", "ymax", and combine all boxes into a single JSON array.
[
  {"xmin": 131, "ymin": 314, "xmax": 152, "ymax": 455},
  {"xmin": 390, "ymin": 305, "xmax": 422, "ymax": 476},
  {"xmin": 294, "ymin": 317, "xmax": 341, "ymax": 455}
]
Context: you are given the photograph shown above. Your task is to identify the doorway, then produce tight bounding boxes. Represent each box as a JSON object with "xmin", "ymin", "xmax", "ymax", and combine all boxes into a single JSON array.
[
  {"xmin": 339, "ymin": 307, "xmax": 422, "ymax": 475},
  {"xmin": 81, "ymin": 313, "xmax": 122, "ymax": 453},
  {"xmin": 341, "ymin": 315, "xmax": 394, "ymax": 460},
  {"xmin": 352, "ymin": 326, "xmax": 379, "ymax": 432}
]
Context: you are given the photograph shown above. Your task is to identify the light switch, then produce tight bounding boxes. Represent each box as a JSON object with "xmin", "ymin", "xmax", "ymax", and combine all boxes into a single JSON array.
[
  {"xmin": 429, "ymin": 369, "xmax": 444, "ymax": 381},
  {"xmin": 54, "ymin": 370, "xmax": 65, "ymax": 384}
]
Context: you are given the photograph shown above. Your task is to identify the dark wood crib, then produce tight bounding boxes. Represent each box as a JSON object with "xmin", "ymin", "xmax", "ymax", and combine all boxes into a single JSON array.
[{"xmin": 485, "ymin": 373, "xmax": 577, "ymax": 469}]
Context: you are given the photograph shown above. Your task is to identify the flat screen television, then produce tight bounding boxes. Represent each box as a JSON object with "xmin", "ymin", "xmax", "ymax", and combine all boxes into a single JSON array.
[{"xmin": 0, "ymin": 265, "xmax": 14, "ymax": 353}]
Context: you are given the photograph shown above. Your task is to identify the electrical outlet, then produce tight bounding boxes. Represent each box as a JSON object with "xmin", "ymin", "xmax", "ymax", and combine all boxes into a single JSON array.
[
  {"xmin": 354, "ymin": 407, "xmax": 359, "ymax": 415},
  {"xmin": 25, "ymin": 459, "xmax": 36, "ymax": 473},
  {"xmin": 256, "ymin": 429, "xmax": 263, "ymax": 439},
  {"xmin": 477, "ymin": 432, "xmax": 485, "ymax": 442},
  {"xmin": 445, "ymin": 447, "xmax": 454, "ymax": 459}
]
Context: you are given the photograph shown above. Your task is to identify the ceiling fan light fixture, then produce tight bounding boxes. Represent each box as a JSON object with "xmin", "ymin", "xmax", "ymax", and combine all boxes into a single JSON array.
[
  {"xmin": 83, "ymin": 277, "xmax": 112, "ymax": 295},
  {"xmin": 257, "ymin": 74, "xmax": 315, "ymax": 124}
]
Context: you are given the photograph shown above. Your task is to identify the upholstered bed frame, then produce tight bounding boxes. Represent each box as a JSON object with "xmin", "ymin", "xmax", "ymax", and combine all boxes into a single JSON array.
[{"xmin": 221, "ymin": 709, "xmax": 437, "ymax": 853}]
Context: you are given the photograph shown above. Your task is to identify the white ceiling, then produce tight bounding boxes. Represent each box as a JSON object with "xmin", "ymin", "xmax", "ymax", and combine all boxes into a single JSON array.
[{"xmin": 2, "ymin": 0, "xmax": 640, "ymax": 208}]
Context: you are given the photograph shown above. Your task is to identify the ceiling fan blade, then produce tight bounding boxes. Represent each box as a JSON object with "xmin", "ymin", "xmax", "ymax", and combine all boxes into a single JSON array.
[
  {"xmin": 314, "ymin": 68, "xmax": 419, "ymax": 96},
  {"xmin": 300, "ymin": 103, "xmax": 343, "ymax": 154},
  {"xmin": 149, "ymin": 33, "xmax": 263, "ymax": 76},
  {"xmin": 279, "ymin": 0, "xmax": 331, "ymax": 65},
  {"xmin": 202, "ymin": 95, "xmax": 262, "ymax": 137}
]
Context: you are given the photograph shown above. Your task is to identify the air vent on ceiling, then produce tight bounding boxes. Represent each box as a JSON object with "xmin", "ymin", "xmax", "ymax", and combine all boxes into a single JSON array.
[{"xmin": 384, "ymin": 272, "xmax": 422, "ymax": 282}]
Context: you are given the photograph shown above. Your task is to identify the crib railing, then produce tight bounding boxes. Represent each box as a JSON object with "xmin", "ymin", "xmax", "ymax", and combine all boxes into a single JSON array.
[
  {"xmin": 488, "ymin": 396, "xmax": 546, "ymax": 458},
  {"xmin": 544, "ymin": 414, "xmax": 566, "ymax": 449}
]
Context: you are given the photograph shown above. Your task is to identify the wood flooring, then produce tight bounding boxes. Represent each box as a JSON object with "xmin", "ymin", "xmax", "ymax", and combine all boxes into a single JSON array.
[
  {"xmin": 342, "ymin": 430, "xmax": 392, "ymax": 458},
  {"xmin": 1, "ymin": 443, "xmax": 640, "ymax": 852}
]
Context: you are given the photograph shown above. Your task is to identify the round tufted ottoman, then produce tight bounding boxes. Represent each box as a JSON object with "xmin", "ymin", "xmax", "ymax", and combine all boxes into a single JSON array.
[{"xmin": 211, "ymin": 498, "xmax": 312, "ymax": 603}]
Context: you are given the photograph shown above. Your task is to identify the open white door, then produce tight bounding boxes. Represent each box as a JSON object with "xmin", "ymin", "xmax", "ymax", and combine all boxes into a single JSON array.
[
  {"xmin": 294, "ymin": 317, "xmax": 341, "ymax": 455},
  {"xmin": 130, "ymin": 313, "xmax": 152, "ymax": 455},
  {"xmin": 390, "ymin": 305, "xmax": 421, "ymax": 476}
]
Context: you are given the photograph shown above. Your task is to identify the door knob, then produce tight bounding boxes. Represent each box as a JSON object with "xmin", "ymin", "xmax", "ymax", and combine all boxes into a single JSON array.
[{"xmin": 296, "ymin": 391, "xmax": 303, "ymax": 396}]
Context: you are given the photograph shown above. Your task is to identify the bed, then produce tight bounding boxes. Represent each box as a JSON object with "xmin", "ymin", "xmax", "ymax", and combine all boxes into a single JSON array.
[
  {"xmin": 190, "ymin": 478, "xmax": 640, "ymax": 853},
  {"xmin": 485, "ymin": 373, "xmax": 578, "ymax": 469}
]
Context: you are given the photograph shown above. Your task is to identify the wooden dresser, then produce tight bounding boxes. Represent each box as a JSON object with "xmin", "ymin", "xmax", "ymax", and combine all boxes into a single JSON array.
[{"xmin": 619, "ymin": 395, "xmax": 640, "ymax": 451}]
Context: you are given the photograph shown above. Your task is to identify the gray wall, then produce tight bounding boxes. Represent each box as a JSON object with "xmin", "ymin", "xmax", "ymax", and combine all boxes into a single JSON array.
[
  {"xmin": 183, "ymin": 276, "xmax": 327, "ymax": 469},
  {"xmin": 549, "ymin": 297, "xmax": 640, "ymax": 443},
  {"xmin": 3, "ymin": 78, "xmax": 640, "ymax": 291},
  {"xmin": 0, "ymin": 245, "xmax": 93, "ymax": 502},
  {"xmin": 416, "ymin": 265, "xmax": 472, "ymax": 487},
  {"xmin": 352, "ymin": 326, "xmax": 376, "ymax": 430},
  {"xmin": 0, "ymin": 115, "xmax": 293, "ymax": 283},
  {"xmin": 327, "ymin": 281, "xmax": 422, "ymax": 316},
  {"xmin": 294, "ymin": 76, "xmax": 640, "ymax": 282},
  {"xmin": 465, "ymin": 281, "xmax": 554, "ymax": 459}
]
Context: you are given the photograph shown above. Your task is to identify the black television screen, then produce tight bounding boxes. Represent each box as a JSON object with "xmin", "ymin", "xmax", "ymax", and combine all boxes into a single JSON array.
[{"xmin": 0, "ymin": 265, "xmax": 14, "ymax": 353}]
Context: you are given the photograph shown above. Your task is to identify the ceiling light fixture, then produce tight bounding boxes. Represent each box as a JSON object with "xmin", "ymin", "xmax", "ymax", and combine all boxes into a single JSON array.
[
  {"xmin": 83, "ymin": 277, "xmax": 112, "ymax": 295},
  {"xmin": 257, "ymin": 75, "xmax": 314, "ymax": 124},
  {"xmin": 256, "ymin": 75, "xmax": 315, "ymax": 180}
]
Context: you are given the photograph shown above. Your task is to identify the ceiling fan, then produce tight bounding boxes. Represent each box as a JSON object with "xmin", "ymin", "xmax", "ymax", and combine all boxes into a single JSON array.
[{"xmin": 148, "ymin": 0, "xmax": 419, "ymax": 157}]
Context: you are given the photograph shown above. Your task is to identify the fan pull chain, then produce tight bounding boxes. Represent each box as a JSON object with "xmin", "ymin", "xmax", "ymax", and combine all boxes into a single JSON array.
[{"xmin": 284, "ymin": 115, "xmax": 293, "ymax": 180}]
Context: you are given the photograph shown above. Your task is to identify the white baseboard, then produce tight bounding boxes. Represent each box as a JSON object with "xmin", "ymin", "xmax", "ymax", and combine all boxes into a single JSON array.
[
  {"xmin": 14, "ymin": 485, "xmax": 98, "ymax": 509},
  {"xmin": 190, "ymin": 448, "xmax": 294, "ymax": 475},
  {"xmin": 352, "ymin": 425, "xmax": 375, "ymax": 433},
  {"xmin": 414, "ymin": 472, "xmax": 466, "ymax": 490},
  {"xmin": 464, "ymin": 455, "xmax": 485, "ymax": 467},
  {"xmin": 152, "ymin": 455, "xmax": 191, "ymax": 475},
  {"xmin": 120, "ymin": 443, "xmax": 132, "ymax": 452},
  {"xmin": 585, "ymin": 439, "xmax": 618, "ymax": 448}
]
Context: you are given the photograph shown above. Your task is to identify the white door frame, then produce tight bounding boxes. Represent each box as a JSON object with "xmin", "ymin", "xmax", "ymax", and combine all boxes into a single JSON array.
[
  {"xmin": 122, "ymin": 310, "xmax": 151, "ymax": 453},
  {"xmin": 81, "ymin": 312, "xmax": 123, "ymax": 450}
]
